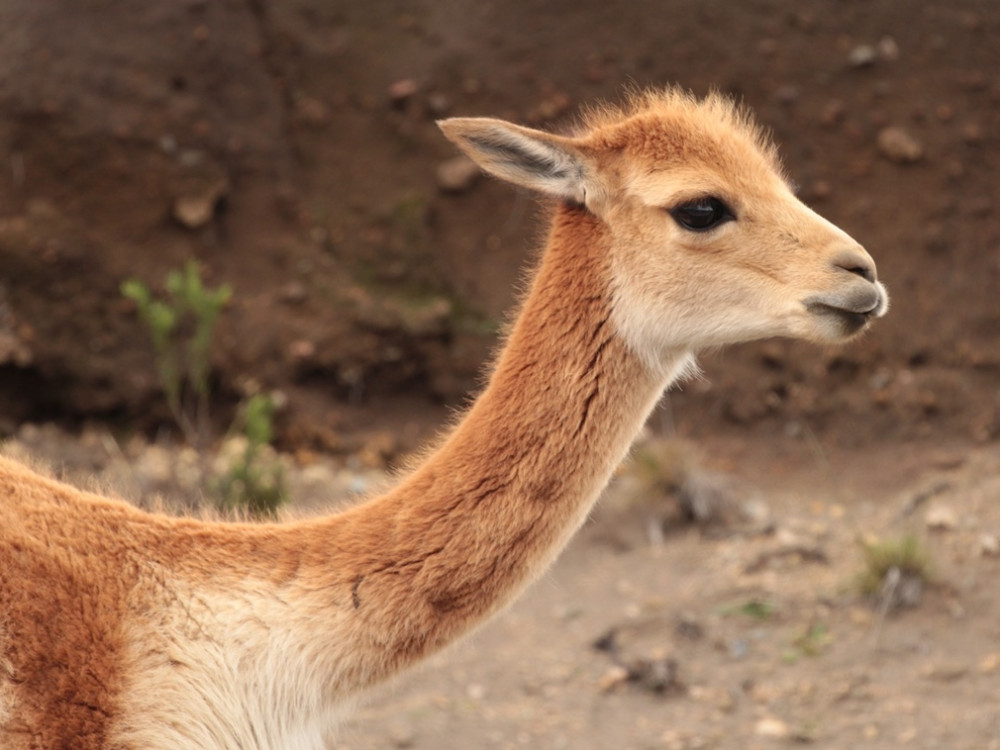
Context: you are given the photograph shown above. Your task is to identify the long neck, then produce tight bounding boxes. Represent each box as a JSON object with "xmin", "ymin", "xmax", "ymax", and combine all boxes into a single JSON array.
[
  {"xmin": 112, "ymin": 206, "xmax": 692, "ymax": 746},
  {"xmin": 299, "ymin": 204, "xmax": 689, "ymax": 693}
]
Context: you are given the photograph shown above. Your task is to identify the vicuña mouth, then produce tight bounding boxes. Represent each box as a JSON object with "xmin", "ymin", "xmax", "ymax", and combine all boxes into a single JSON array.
[{"xmin": 806, "ymin": 301, "xmax": 873, "ymax": 335}]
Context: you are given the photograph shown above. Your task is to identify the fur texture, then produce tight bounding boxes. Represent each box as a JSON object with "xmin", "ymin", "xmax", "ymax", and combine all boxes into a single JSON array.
[{"xmin": 1, "ymin": 87, "xmax": 886, "ymax": 748}]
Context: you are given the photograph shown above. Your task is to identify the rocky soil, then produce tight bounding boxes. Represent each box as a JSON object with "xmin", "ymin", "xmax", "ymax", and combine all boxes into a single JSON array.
[{"xmin": 5, "ymin": 420, "xmax": 999, "ymax": 750}]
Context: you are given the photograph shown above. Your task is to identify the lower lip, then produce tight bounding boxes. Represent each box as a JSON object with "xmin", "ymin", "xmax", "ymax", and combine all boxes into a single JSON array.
[{"xmin": 807, "ymin": 302, "xmax": 870, "ymax": 334}]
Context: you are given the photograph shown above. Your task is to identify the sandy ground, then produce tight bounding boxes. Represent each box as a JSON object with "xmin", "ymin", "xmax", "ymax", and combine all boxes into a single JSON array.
[{"xmin": 6, "ymin": 422, "xmax": 998, "ymax": 749}]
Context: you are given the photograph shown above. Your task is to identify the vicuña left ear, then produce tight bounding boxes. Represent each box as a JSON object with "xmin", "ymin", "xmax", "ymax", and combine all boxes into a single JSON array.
[{"xmin": 438, "ymin": 118, "xmax": 591, "ymax": 203}]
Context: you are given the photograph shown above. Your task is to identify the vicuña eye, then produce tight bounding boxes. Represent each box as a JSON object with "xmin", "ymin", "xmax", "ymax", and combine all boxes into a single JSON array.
[{"xmin": 668, "ymin": 197, "xmax": 734, "ymax": 232}]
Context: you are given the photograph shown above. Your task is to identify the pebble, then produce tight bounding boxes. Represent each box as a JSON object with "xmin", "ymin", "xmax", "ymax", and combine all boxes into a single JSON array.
[
  {"xmin": 820, "ymin": 99, "xmax": 845, "ymax": 127},
  {"xmin": 293, "ymin": 96, "xmax": 329, "ymax": 127},
  {"xmin": 924, "ymin": 505, "xmax": 959, "ymax": 531},
  {"xmin": 980, "ymin": 533, "xmax": 1000, "ymax": 557},
  {"xmin": 772, "ymin": 84, "xmax": 799, "ymax": 104},
  {"xmin": 288, "ymin": 339, "xmax": 316, "ymax": 361},
  {"xmin": 172, "ymin": 178, "xmax": 229, "ymax": 229},
  {"xmin": 878, "ymin": 36, "xmax": 900, "ymax": 61},
  {"xmin": 597, "ymin": 664, "xmax": 630, "ymax": 692},
  {"xmin": 810, "ymin": 179, "xmax": 832, "ymax": 199},
  {"xmin": 754, "ymin": 717, "xmax": 791, "ymax": 739},
  {"xmin": 173, "ymin": 194, "xmax": 215, "ymax": 229},
  {"xmin": 426, "ymin": 91, "xmax": 452, "ymax": 117},
  {"xmin": 979, "ymin": 653, "xmax": 999, "ymax": 674},
  {"xmin": 388, "ymin": 78, "xmax": 419, "ymax": 105},
  {"xmin": 961, "ymin": 122, "xmax": 984, "ymax": 144},
  {"xmin": 436, "ymin": 155, "xmax": 481, "ymax": 193},
  {"xmin": 466, "ymin": 682, "xmax": 486, "ymax": 701},
  {"xmin": 848, "ymin": 44, "xmax": 877, "ymax": 67},
  {"xmin": 278, "ymin": 282, "xmax": 307, "ymax": 305},
  {"xmin": 387, "ymin": 721, "xmax": 417, "ymax": 748},
  {"xmin": 920, "ymin": 663, "xmax": 967, "ymax": 682},
  {"xmin": 133, "ymin": 444, "xmax": 174, "ymax": 486},
  {"xmin": 877, "ymin": 127, "xmax": 924, "ymax": 163},
  {"xmin": 297, "ymin": 462, "xmax": 337, "ymax": 488},
  {"xmin": 174, "ymin": 447, "xmax": 203, "ymax": 490}
]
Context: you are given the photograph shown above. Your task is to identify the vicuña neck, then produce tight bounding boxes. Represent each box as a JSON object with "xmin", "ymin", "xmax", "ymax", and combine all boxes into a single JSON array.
[{"xmin": 303, "ymin": 204, "xmax": 691, "ymax": 694}]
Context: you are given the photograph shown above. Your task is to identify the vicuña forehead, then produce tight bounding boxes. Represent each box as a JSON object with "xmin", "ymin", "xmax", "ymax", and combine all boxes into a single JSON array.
[{"xmin": 579, "ymin": 89, "xmax": 786, "ymax": 182}]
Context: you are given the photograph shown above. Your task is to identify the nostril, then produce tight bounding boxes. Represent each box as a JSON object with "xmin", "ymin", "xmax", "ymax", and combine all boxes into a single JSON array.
[
  {"xmin": 844, "ymin": 264, "xmax": 875, "ymax": 283},
  {"xmin": 833, "ymin": 252, "xmax": 876, "ymax": 283}
]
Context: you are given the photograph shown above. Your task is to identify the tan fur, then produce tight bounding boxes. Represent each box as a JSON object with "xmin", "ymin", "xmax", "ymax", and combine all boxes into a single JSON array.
[{"xmin": 0, "ymin": 88, "xmax": 886, "ymax": 748}]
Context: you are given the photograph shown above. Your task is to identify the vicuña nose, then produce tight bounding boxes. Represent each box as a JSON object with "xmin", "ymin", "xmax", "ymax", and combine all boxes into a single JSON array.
[{"xmin": 832, "ymin": 249, "xmax": 876, "ymax": 283}]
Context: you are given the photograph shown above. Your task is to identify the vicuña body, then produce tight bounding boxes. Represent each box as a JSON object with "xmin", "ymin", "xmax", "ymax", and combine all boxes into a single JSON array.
[{"xmin": 1, "ymin": 88, "xmax": 887, "ymax": 748}]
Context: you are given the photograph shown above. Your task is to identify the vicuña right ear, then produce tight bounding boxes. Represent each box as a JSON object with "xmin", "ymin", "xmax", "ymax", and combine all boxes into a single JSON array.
[{"xmin": 438, "ymin": 118, "xmax": 591, "ymax": 203}]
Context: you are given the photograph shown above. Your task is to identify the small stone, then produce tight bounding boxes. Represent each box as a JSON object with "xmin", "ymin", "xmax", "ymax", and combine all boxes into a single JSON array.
[
  {"xmin": 848, "ymin": 44, "xmax": 877, "ymax": 67},
  {"xmin": 288, "ymin": 339, "xmax": 316, "ymax": 361},
  {"xmin": 820, "ymin": 99, "xmax": 845, "ymax": 127},
  {"xmin": 537, "ymin": 92, "xmax": 571, "ymax": 121},
  {"xmin": 979, "ymin": 533, "xmax": 1000, "ymax": 557},
  {"xmin": 757, "ymin": 38, "xmax": 778, "ymax": 56},
  {"xmin": 436, "ymin": 155, "xmax": 481, "ymax": 193},
  {"xmin": 598, "ymin": 664, "xmax": 630, "ymax": 692},
  {"xmin": 426, "ymin": 91, "xmax": 451, "ymax": 117},
  {"xmin": 134, "ymin": 445, "xmax": 173, "ymax": 486},
  {"xmin": 299, "ymin": 463, "xmax": 337, "ymax": 491},
  {"xmin": 877, "ymin": 127, "xmax": 924, "ymax": 163},
  {"xmin": 278, "ymin": 282, "xmax": 307, "ymax": 305},
  {"xmin": 921, "ymin": 663, "xmax": 967, "ymax": 682},
  {"xmin": 387, "ymin": 721, "xmax": 417, "ymax": 748},
  {"xmin": 755, "ymin": 717, "xmax": 791, "ymax": 739},
  {"xmin": 773, "ymin": 84, "xmax": 799, "ymax": 104},
  {"xmin": 359, "ymin": 431, "xmax": 397, "ymax": 468},
  {"xmin": 898, "ymin": 727, "xmax": 918, "ymax": 743},
  {"xmin": 810, "ymin": 179, "xmax": 832, "ymax": 199},
  {"xmin": 961, "ymin": 122, "xmax": 984, "ymax": 144},
  {"xmin": 172, "ymin": 178, "xmax": 229, "ymax": 229},
  {"xmin": 728, "ymin": 638, "xmax": 749, "ymax": 659},
  {"xmin": 174, "ymin": 447, "xmax": 203, "ymax": 491},
  {"xmin": 979, "ymin": 653, "xmax": 999, "ymax": 674},
  {"xmin": 466, "ymin": 682, "xmax": 486, "ymax": 701},
  {"xmin": 924, "ymin": 505, "xmax": 959, "ymax": 531},
  {"xmin": 388, "ymin": 78, "xmax": 419, "ymax": 105},
  {"xmin": 173, "ymin": 196, "xmax": 214, "ymax": 229},
  {"xmin": 0, "ymin": 322, "xmax": 32, "ymax": 367},
  {"xmin": 293, "ymin": 96, "xmax": 329, "ymax": 127},
  {"xmin": 877, "ymin": 36, "xmax": 900, "ymax": 61}
]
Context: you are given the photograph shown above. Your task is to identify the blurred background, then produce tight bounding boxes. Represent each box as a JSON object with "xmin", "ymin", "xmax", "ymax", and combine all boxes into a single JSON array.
[
  {"xmin": 1, "ymin": 0, "xmax": 997, "ymax": 450},
  {"xmin": 1, "ymin": 1, "xmax": 998, "ymax": 748}
]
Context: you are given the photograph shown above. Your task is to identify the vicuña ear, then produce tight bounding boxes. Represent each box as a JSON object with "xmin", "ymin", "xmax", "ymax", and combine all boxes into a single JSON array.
[{"xmin": 438, "ymin": 117, "xmax": 590, "ymax": 203}]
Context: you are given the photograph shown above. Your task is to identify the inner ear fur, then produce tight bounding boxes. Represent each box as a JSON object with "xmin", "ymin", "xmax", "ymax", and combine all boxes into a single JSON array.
[{"xmin": 438, "ymin": 117, "xmax": 590, "ymax": 203}]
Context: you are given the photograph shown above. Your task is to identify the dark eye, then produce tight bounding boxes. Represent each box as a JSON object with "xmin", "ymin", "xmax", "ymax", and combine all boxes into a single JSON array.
[{"xmin": 668, "ymin": 197, "xmax": 734, "ymax": 232}]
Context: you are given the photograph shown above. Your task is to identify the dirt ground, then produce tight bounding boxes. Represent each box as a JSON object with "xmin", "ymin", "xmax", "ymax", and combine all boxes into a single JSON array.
[
  {"xmin": 1, "ymin": 0, "xmax": 999, "ymax": 748},
  {"xmin": 338, "ymin": 437, "xmax": 1000, "ymax": 750}
]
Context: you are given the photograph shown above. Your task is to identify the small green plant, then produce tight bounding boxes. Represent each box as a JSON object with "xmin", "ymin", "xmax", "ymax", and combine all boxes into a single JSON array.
[
  {"xmin": 855, "ymin": 532, "xmax": 932, "ymax": 611},
  {"xmin": 716, "ymin": 597, "xmax": 776, "ymax": 621},
  {"xmin": 123, "ymin": 262, "xmax": 286, "ymax": 518},
  {"xmin": 856, "ymin": 533, "xmax": 932, "ymax": 596},
  {"xmin": 783, "ymin": 622, "xmax": 832, "ymax": 662},
  {"xmin": 211, "ymin": 393, "xmax": 287, "ymax": 518},
  {"xmin": 122, "ymin": 260, "xmax": 231, "ymax": 447}
]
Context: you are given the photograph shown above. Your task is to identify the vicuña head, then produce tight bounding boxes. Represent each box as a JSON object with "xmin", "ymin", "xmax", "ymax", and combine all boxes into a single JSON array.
[
  {"xmin": 441, "ymin": 88, "xmax": 887, "ymax": 369},
  {"xmin": 1, "ymin": 87, "xmax": 886, "ymax": 749}
]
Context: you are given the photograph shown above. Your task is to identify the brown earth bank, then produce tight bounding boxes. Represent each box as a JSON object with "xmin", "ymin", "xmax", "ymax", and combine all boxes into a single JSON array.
[
  {"xmin": 1, "ymin": 3, "xmax": 999, "ymax": 748},
  {"xmin": 0, "ymin": 0, "xmax": 997, "ymax": 455}
]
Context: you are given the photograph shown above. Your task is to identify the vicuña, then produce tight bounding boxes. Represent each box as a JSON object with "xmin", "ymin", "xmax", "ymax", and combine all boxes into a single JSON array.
[{"xmin": 1, "ymin": 87, "xmax": 888, "ymax": 748}]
